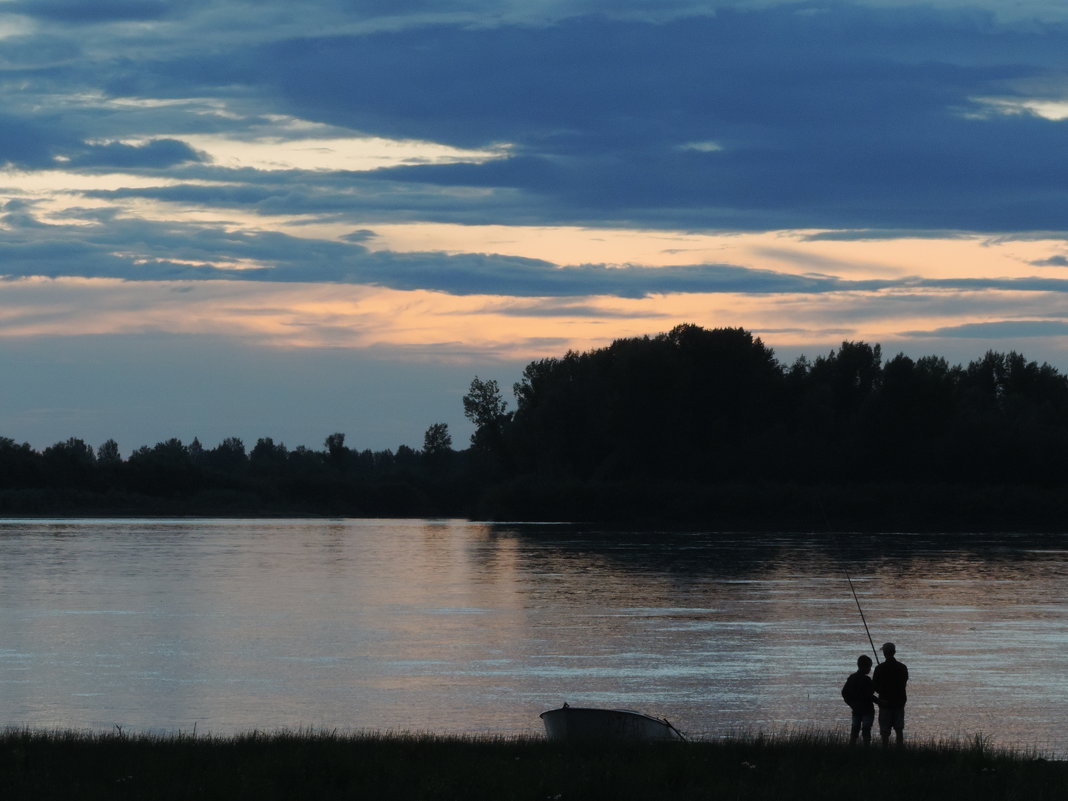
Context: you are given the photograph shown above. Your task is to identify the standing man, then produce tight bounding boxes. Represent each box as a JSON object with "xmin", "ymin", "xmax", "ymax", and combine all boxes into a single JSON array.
[
  {"xmin": 841, "ymin": 654, "xmax": 877, "ymax": 745},
  {"xmin": 872, "ymin": 642, "xmax": 908, "ymax": 746}
]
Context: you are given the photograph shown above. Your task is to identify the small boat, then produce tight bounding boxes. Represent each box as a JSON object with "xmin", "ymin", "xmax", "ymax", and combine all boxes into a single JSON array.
[{"xmin": 540, "ymin": 703, "xmax": 685, "ymax": 742}]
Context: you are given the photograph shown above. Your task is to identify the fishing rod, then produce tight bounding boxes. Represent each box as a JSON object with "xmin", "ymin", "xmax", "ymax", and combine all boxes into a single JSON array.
[
  {"xmin": 816, "ymin": 494, "xmax": 881, "ymax": 664},
  {"xmin": 846, "ymin": 572, "xmax": 880, "ymax": 665}
]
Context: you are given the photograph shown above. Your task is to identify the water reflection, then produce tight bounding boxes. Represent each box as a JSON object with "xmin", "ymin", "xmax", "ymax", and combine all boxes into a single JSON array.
[
  {"xmin": 0, "ymin": 520, "xmax": 1064, "ymax": 756},
  {"xmin": 486, "ymin": 526, "xmax": 1068, "ymax": 752}
]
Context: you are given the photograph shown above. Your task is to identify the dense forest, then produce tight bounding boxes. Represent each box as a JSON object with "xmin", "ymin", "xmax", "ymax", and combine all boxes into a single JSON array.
[{"xmin": 5, "ymin": 324, "xmax": 1068, "ymax": 528}]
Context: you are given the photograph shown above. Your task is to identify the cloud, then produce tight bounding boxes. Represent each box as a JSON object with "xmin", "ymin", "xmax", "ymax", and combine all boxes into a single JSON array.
[
  {"xmin": 80, "ymin": 168, "xmax": 530, "ymax": 225},
  {"xmin": 904, "ymin": 320, "xmax": 1068, "ymax": 339},
  {"xmin": 334, "ymin": 255, "xmax": 866, "ymax": 298},
  {"xmin": 0, "ymin": 113, "xmax": 79, "ymax": 168},
  {"xmin": 916, "ymin": 276, "xmax": 1068, "ymax": 293},
  {"xmin": 5, "ymin": 4, "xmax": 1068, "ymax": 233},
  {"xmin": 472, "ymin": 300, "xmax": 672, "ymax": 319},
  {"xmin": 66, "ymin": 138, "xmax": 203, "ymax": 168},
  {"xmin": 0, "ymin": 207, "xmax": 892, "ymax": 297},
  {"xmin": 342, "ymin": 229, "xmax": 378, "ymax": 243},
  {"xmin": 3, "ymin": 1, "xmax": 176, "ymax": 24},
  {"xmin": 10, "ymin": 202, "xmax": 1068, "ymax": 300},
  {"xmin": 6, "ymin": 0, "xmax": 1068, "ymax": 455},
  {"xmin": 173, "ymin": 9, "xmax": 1058, "ymax": 232},
  {"xmin": 4, "ymin": 4, "xmax": 1068, "ymax": 299},
  {"xmin": 800, "ymin": 230, "xmax": 974, "ymax": 242}
]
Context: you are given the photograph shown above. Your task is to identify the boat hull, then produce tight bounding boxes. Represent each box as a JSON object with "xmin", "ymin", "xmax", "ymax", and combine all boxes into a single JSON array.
[{"xmin": 539, "ymin": 706, "xmax": 684, "ymax": 742}]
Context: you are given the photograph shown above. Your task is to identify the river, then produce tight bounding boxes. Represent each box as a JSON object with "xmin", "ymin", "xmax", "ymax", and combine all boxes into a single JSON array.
[{"xmin": 0, "ymin": 519, "xmax": 1064, "ymax": 755}]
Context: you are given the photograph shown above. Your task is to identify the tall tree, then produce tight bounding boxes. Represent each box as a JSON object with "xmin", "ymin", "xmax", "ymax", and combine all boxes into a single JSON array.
[
  {"xmin": 324, "ymin": 432, "xmax": 351, "ymax": 471},
  {"xmin": 423, "ymin": 422, "xmax": 453, "ymax": 456},
  {"xmin": 463, "ymin": 377, "xmax": 510, "ymax": 445},
  {"xmin": 96, "ymin": 438, "xmax": 121, "ymax": 465}
]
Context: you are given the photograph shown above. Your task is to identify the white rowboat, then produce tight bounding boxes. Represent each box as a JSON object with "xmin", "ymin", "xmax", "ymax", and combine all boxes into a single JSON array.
[{"xmin": 540, "ymin": 704, "xmax": 685, "ymax": 741}]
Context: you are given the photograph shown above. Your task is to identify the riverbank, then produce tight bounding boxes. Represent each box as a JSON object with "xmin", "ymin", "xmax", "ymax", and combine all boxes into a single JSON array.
[
  {"xmin": 1, "ymin": 729, "xmax": 1063, "ymax": 800},
  {"xmin": 7, "ymin": 479, "xmax": 1068, "ymax": 532}
]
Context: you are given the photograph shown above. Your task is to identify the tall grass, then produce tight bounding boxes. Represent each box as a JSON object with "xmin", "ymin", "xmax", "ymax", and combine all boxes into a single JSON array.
[{"xmin": 0, "ymin": 727, "xmax": 1063, "ymax": 800}]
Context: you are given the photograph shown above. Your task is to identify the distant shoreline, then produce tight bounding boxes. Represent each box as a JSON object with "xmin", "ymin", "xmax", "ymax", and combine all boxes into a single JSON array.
[
  {"xmin": 2, "ymin": 511, "xmax": 1067, "ymax": 535},
  {"xmin": 3, "ymin": 477, "xmax": 1068, "ymax": 533}
]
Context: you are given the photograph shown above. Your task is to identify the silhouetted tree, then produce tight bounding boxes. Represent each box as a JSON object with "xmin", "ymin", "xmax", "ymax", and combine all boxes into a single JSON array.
[
  {"xmin": 395, "ymin": 444, "xmax": 420, "ymax": 472},
  {"xmin": 287, "ymin": 445, "xmax": 325, "ymax": 475},
  {"xmin": 325, "ymin": 432, "xmax": 351, "ymax": 471},
  {"xmin": 125, "ymin": 438, "xmax": 202, "ymax": 495},
  {"xmin": 250, "ymin": 437, "xmax": 289, "ymax": 475},
  {"xmin": 509, "ymin": 324, "xmax": 784, "ymax": 481},
  {"xmin": 205, "ymin": 437, "xmax": 248, "ymax": 474},
  {"xmin": 42, "ymin": 438, "xmax": 97, "ymax": 489},
  {"xmin": 423, "ymin": 422, "xmax": 453, "ymax": 456},
  {"xmin": 809, "ymin": 341, "xmax": 883, "ymax": 417},
  {"xmin": 43, "ymin": 438, "xmax": 95, "ymax": 465},
  {"xmin": 463, "ymin": 377, "xmax": 512, "ymax": 476},
  {"xmin": 355, "ymin": 448, "xmax": 377, "ymax": 477},
  {"xmin": 96, "ymin": 438, "xmax": 121, "ymax": 466},
  {"xmin": 463, "ymin": 378, "xmax": 509, "ymax": 443},
  {"xmin": 953, "ymin": 350, "xmax": 1068, "ymax": 482},
  {"xmin": 0, "ymin": 437, "xmax": 40, "ymax": 489}
]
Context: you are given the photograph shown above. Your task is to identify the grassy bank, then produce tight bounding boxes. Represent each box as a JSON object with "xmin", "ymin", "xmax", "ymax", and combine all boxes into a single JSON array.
[{"xmin": 1, "ymin": 729, "xmax": 1064, "ymax": 801}]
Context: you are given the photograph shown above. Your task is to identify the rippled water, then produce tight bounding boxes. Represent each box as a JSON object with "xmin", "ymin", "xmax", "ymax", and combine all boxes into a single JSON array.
[{"xmin": 0, "ymin": 519, "xmax": 1064, "ymax": 755}]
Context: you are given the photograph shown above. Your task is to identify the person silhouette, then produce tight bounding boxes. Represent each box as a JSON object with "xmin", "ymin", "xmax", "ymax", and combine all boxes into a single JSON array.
[
  {"xmin": 841, "ymin": 654, "xmax": 877, "ymax": 745},
  {"xmin": 872, "ymin": 642, "xmax": 908, "ymax": 746}
]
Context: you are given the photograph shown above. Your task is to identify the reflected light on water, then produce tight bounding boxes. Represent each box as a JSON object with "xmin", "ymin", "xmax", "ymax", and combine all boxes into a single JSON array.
[{"xmin": 0, "ymin": 520, "xmax": 1064, "ymax": 757}]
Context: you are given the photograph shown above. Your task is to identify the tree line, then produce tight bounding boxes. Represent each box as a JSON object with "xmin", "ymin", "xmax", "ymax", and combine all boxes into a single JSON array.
[
  {"xmin": 4, "ymin": 324, "xmax": 1068, "ymax": 527},
  {"xmin": 0, "ymin": 428, "xmax": 470, "ymax": 517},
  {"xmin": 461, "ymin": 324, "xmax": 1068, "ymax": 528}
]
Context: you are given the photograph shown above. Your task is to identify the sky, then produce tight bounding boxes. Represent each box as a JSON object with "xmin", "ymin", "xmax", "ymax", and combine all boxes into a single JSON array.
[{"xmin": 2, "ymin": 0, "xmax": 1068, "ymax": 455}]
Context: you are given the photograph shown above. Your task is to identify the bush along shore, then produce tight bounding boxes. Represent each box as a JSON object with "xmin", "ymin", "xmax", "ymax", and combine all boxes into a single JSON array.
[{"xmin": 0, "ymin": 729, "xmax": 1064, "ymax": 801}]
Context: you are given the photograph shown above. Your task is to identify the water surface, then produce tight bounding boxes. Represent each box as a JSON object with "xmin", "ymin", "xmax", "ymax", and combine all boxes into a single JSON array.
[{"xmin": 0, "ymin": 519, "xmax": 1064, "ymax": 755}]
